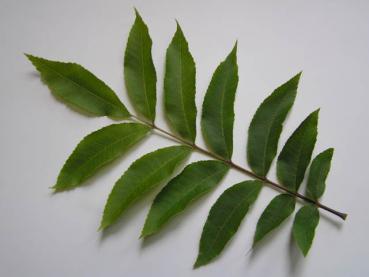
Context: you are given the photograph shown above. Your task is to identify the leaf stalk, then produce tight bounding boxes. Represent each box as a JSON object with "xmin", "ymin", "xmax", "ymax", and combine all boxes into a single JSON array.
[{"xmin": 130, "ymin": 114, "xmax": 347, "ymax": 221}]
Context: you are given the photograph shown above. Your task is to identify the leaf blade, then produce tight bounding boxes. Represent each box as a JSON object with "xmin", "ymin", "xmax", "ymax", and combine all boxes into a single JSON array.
[
  {"xmin": 195, "ymin": 180, "xmax": 262, "ymax": 268},
  {"xmin": 26, "ymin": 54, "xmax": 130, "ymax": 118},
  {"xmin": 53, "ymin": 123, "xmax": 150, "ymax": 191},
  {"xmin": 253, "ymin": 193, "xmax": 296, "ymax": 245},
  {"xmin": 307, "ymin": 148, "xmax": 334, "ymax": 200},
  {"xmin": 141, "ymin": 160, "xmax": 229, "ymax": 237},
  {"xmin": 292, "ymin": 205, "xmax": 320, "ymax": 256},
  {"xmin": 164, "ymin": 22, "xmax": 197, "ymax": 142},
  {"xmin": 124, "ymin": 10, "xmax": 157, "ymax": 122},
  {"xmin": 277, "ymin": 110, "xmax": 319, "ymax": 191},
  {"xmin": 100, "ymin": 145, "xmax": 191, "ymax": 230},
  {"xmin": 247, "ymin": 73, "xmax": 300, "ymax": 176},
  {"xmin": 201, "ymin": 43, "xmax": 238, "ymax": 159}
]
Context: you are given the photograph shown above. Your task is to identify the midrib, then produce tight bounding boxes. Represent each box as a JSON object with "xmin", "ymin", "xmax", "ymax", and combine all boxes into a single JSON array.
[
  {"xmin": 219, "ymin": 62, "xmax": 231, "ymax": 158},
  {"xmin": 139, "ymin": 29, "xmax": 152, "ymax": 119},
  {"xmin": 177, "ymin": 38, "xmax": 193, "ymax": 139}
]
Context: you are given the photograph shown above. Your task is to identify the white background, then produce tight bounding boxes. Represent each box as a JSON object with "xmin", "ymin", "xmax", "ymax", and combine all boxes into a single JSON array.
[{"xmin": 1, "ymin": 0, "xmax": 368, "ymax": 276}]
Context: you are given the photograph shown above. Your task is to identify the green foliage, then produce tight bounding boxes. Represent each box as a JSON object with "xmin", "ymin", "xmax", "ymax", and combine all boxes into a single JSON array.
[
  {"xmin": 277, "ymin": 110, "xmax": 319, "ymax": 192},
  {"xmin": 253, "ymin": 194, "xmax": 296, "ymax": 245},
  {"xmin": 307, "ymin": 148, "xmax": 334, "ymax": 200},
  {"xmin": 124, "ymin": 9, "xmax": 157, "ymax": 122},
  {"xmin": 164, "ymin": 22, "xmax": 197, "ymax": 142},
  {"xmin": 26, "ymin": 54, "xmax": 129, "ymax": 119},
  {"xmin": 26, "ymin": 8, "xmax": 343, "ymax": 269},
  {"xmin": 292, "ymin": 205, "xmax": 320, "ymax": 256},
  {"xmin": 53, "ymin": 123, "xmax": 150, "ymax": 191},
  {"xmin": 201, "ymin": 43, "xmax": 238, "ymax": 159},
  {"xmin": 247, "ymin": 73, "xmax": 300, "ymax": 177},
  {"xmin": 195, "ymin": 181, "xmax": 262, "ymax": 268},
  {"xmin": 142, "ymin": 160, "xmax": 229, "ymax": 237},
  {"xmin": 290, "ymin": 148, "xmax": 333, "ymax": 255},
  {"xmin": 100, "ymin": 145, "xmax": 191, "ymax": 230}
]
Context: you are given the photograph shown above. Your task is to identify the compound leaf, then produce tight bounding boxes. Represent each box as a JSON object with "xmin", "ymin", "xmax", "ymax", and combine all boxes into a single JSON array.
[
  {"xmin": 277, "ymin": 110, "xmax": 319, "ymax": 191},
  {"xmin": 53, "ymin": 123, "xmax": 150, "ymax": 191},
  {"xmin": 164, "ymin": 22, "xmax": 197, "ymax": 142},
  {"xmin": 292, "ymin": 205, "xmax": 320, "ymax": 256},
  {"xmin": 307, "ymin": 148, "xmax": 334, "ymax": 200},
  {"xmin": 253, "ymin": 193, "xmax": 295, "ymax": 246},
  {"xmin": 26, "ymin": 54, "xmax": 130, "ymax": 119},
  {"xmin": 247, "ymin": 73, "xmax": 300, "ymax": 177},
  {"xmin": 195, "ymin": 180, "xmax": 262, "ymax": 268},
  {"xmin": 141, "ymin": 160, "xmax": 229, "ymax": 237},
  {"xmin": 124, "ymin": 9, "xmax": 157, "ymax": 122},
  {"xmin": 100, "ymin": 145, "xmax": 191, "ymax": 230},
  {"xmin": 201, "ymin": 43, "xmax": 238, "ymax": 159}
]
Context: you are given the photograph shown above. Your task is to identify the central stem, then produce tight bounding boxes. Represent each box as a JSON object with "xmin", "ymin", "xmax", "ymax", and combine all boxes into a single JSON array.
[{"xmin": 130, "ymin": 115, "xmax": 347, "ymax": 221}]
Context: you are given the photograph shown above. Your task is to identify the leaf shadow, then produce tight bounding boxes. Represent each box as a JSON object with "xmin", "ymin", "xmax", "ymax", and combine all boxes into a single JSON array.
[
  {"xmin": 26, "ymin": 71, "xmax": 41, "ymax": 78},
  {"xmin": 288, "ymin": 229, "xmax": 304, "ymax": 276},
  {"xmin": 98, "ymin": 192, "xmax": 152, "ymax": 243},
  {"xmin": 246, "ymin": 226, "xmax": 306, "ymax": 277},
  {"xmin": 319, "ymin": 210, "xmax": 345, "ymax": 230},
  {"xmin": 248, "ymin": 215, "xmax": 294, "ymax": 260},
  {"xmin": 248, "ymin": 230, "xmax": 278, "ymax": 260}
]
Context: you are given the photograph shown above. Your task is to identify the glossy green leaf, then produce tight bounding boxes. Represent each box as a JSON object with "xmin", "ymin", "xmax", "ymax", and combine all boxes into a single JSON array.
[
  {"xmin": 164, "ymin": 22, "xmax": 197, "ymax": 142},
  {"xmin": 307, "ymin": 148, "xmax": 334, "ymax": 200},
  {"xmin": 141, "ymin": 160, "xmax": 229, "ymax": 237},
  {"xmin": 26, "ymin": 54, "xmax": 130, "ymax": 119},
  {"xmin": 195, "ymin": 180, "xmax": 262, "ymax": 268},
  {"xmin": 124, "ymin": 9, "xmax": 157, "ymax": 122},
  {"xmin": 201, "ymin": 43, "xmax": 238, "ymax": 159},
  {"xmin": 247, "ymin": 73, "xmax": 301, "ymax": 177},
  {"xmin": 253, "ymin": 194, "xmax": 295, "ymax": 245},
  {"xmin": 277, "ymin": 110, "xmax": 319, "ymax": 191},
  {"xmin": 292, "ymin": 205, "xmax": 320, "ymax": 256},
  {"xmin": 100, "ymin": 145, "xmax": 191, "ymax": 230},
  {"xmin": 53, "ymin": 123, "xmax": 150, "ymax": 191}
]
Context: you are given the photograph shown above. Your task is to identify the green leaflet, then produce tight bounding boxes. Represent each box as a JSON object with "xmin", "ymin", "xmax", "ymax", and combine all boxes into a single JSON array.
[
  {"xmin": 195, "ymin": 181, "xmax": 262, "ymax": 268},
  {"xmin": 141, "ymin": 160, "xmax": 229, "ymax": 237},
  {"xmin": 26, "ymin": 54, "xmax": 130, "ymax": 119},
  {"xmin": 53, "ymin": 123, "xmax": 150, "ymax": 191},
  {"xmin": 201, "ymin": 43, "xmax": 238, "ymax": 159},
  {"xmin": 295, "ymin": 149, "xmax": 333, "ymax": 255},
  {"xmin": 307, "ymin": 148, "xmax": 334, "ymax": 200},
  {"xmin": 247, "ymin": 73, "xmax": 300, "ymax": 177},
  {"xmin": 164, "ymin": 22, "xmax": 197, "ymax": 142},
  {"xmin": 292, "ymin": 205, "xmax": 320, "ymax": 256},
  {"xmin": 277, "ymin": 110, "xmax": 319, "ymax": 192},
  {"xmin": 124, "ymin": 10, "xmax": 157, "ymax": 122},
  {"xmin": 253, "ymin": 194, "xmax": 295, "ymax": 245},
  {"xmin": 25, "ymin": 11, "xmax": 345, "ymax": 267},
  {"xmin": 100, "ymin": 145, "xmax": 191, "ymax": 230}
]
